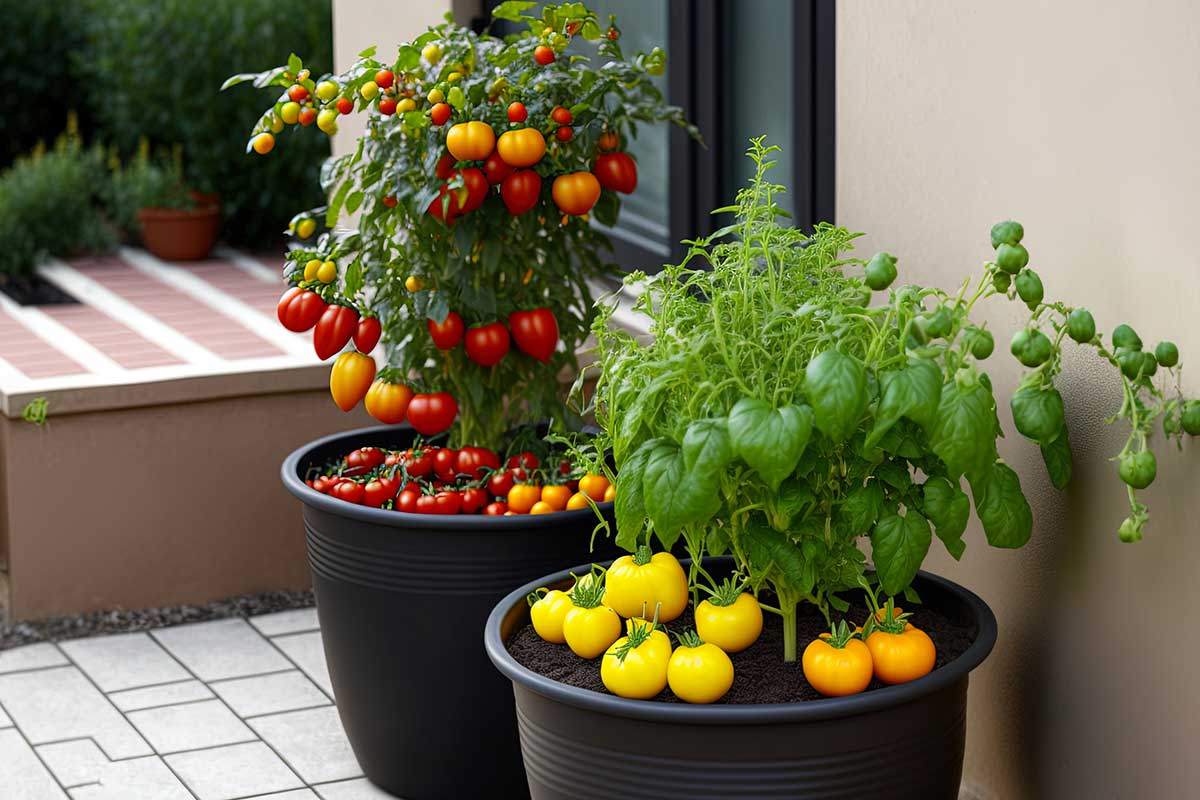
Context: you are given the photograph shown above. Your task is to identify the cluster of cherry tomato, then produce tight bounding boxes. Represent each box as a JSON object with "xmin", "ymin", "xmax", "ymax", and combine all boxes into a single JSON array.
[
  {"xmin": 251, "ymin": 69, "xmax": 347, "ymax": 154},
  {"xmin": 529, "ymin": 551, "xmax": 764, "ymax": 704},
  {"xmin": 800, "ymin": 600, "xmax": 936, "ymax": 697},
  {"xmin": 306, "ymin": 444, "xmax": 615, "ymax": 516},
  {"xmin": 427, "ymin": 307, "xmax": 559, "ymax": 367}
]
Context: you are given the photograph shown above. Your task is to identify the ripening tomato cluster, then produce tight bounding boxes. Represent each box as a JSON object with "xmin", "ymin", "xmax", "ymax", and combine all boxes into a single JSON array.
[
  {"xmin": 427, "ymin": 307, "xmax": 559, "ymax": 367},
  {"xmin": 306, "ymin": 445, "xmax": 615, "ymax": 516},
  {"xmin": 529, "ymin": 551, "xmax": 764, "ymax": 704},
  {"xmin": 800, "ymin": 602, "xmax": 936, "ymax": 697},
  {"xmin": 249, "ymin": 69, "xmax": 348, "ymax": 154}
]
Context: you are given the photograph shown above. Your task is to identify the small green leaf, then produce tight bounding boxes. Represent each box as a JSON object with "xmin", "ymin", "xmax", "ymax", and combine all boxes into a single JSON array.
[
  {"xmin": 1039, "ymin": 422, "xmax": 1073, "ymax": 490},
  {"xmin": 842, "ymin": 479, "xmax": 884, "ymax": 534},
  {"xmin": 728, "ymin": 399, "xmax": 814, "ymax": 489},
  {"xmin": 326, "ymin": 181, "xmax": 352, "ymax": 227},
  {"xmin": 492, "ymin": 0, "xmax": 538, "ymax": 21},
  {"xmin": 1010, "ymin": 384, "xmax": 1065, "ymax": 445},
  {"xmin": 742, "ymin": 518, "xmax": 809, "ymax": 594},
  {"xmin": 870, "ymin": 509, "xmax": 932, "ymax": 596},
  {"xmin": 868, "ymin": 359, "xmax": 942, "ymax": 446},
  {"xmin": 930, "ymin": 379, "xmax": 999, "ymax": 478},
  {"xmin": 805, "ymin": 349, "xmax": 869, "ymax": 443},
  {"xmin": 920, "ymin": 476, "xmax": 969, "ymax": 559},
  {"xmin": 968, "ymin": 461, "xmax": 1033, "ymax": 549},
  {"xmin": 287, "ymin": 53, "xmax": 303, "ymax": 74},
  {"xmin": 358, "ymin": 45, "xmax": 378, "ymax": 58},
  {"xmin": 345, "ymin": 191, "xmax": 364, "ymax": 215},
  {"xmin": 614, "ymin": 439, "xmax": 655, "ymax": 552}
]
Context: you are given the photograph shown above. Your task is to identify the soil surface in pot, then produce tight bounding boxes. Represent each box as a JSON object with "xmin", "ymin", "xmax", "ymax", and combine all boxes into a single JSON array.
[{"xmin": 507, "ymin": 597, "xmax": 974, "ymax": 704}]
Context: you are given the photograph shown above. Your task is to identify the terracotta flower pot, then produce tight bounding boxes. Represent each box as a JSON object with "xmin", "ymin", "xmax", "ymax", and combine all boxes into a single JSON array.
[{"xmin": 136, "ymin": 192, "xmax": 221, "ymax": 261}]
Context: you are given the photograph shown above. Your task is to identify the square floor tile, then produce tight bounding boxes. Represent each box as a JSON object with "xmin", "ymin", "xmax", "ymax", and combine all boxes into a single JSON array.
[
  {"xmin": 249, "ymin": 706, "xmax": 361, "ymax": 784},
  {"xmin": 152, "ymin": 619, "xmax": 290, "ymax": 681},
  {"xmin": 0, "ymin": 666, "xmax": 151, "ymax": 759},
  {"xmin": 211, "ymin": 670, "xmax": 330, "ymax": 718},
  {"xmin": 314, "ymin": 778, "xmax": 398, "ymax": 799},
  {"xmin": 61, "ymin": 633, "xmax": 189, "ymax": 692},
  {"xmin": 250, "ymin": 609, "xmax": 320, "ymax": 637},
  {"xmin": 166, "ymin": 741, "xmax": 303, "ymax": 800},
  {"xmin": 128, "ymin": 699, "xmax": 255, "ymax": 754},
  {"xmin": 0, "ymin": 642, "xmax": 68, "ymax": 674},
  {"xmin": 109, "ymin": 680, "xmax": 212, "ymax": 712},
  {"xmin": 0, "ymin": 728, "xmax": 68, "ymax": 799},
  {"xmin": 272, "ymin": 632, "xmax": 333, "ymax": 696}
]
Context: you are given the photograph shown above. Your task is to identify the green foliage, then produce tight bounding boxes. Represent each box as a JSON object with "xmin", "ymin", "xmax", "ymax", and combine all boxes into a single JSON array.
[
  {"xmin": 79, "ymin": 0, "xmax": 332, "ymax": 245},
  {"xmin": 587, "ymin": 138, "xmax": 1198, "ymax": 661},
  {"xmin": 105, "ymin": 144, "xmax": 196, "ymax": 237}
]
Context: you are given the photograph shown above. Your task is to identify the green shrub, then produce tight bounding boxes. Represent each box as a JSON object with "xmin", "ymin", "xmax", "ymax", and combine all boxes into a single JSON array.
[
  {"xmin": 78, "ymin": 0, "xmax": 332, "ymax": 246},
  {"xmin": 105, "ymin": 143, "xmax": 196, "ymax": 237}
]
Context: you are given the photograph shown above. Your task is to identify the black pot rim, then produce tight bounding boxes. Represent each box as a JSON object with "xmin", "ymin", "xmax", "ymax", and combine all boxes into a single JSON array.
[
  {"xmin": 484, "ymin": 556, "xmax": 998, "ymax": 725},
  {"xmin": 281, "ymin": 423, "xmax": 614, "ymax": 531}
]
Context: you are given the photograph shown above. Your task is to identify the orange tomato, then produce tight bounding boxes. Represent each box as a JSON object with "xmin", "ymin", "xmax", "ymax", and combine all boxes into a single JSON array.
[
  {"xmin": 540, "ymin": 484, "xmax": 572, "ymax": 511},
  {"xmin": 251, "ymin": 133, "xmax": 275, "ymax": 154},
  {"xmin": 603, "ymin": 484, "xmax": 616, "ymax": 502},
  {"xmin": 507, "ymin": 483, "xmax": 541, "ymax": 514},
  {"xmin": 802, "ymin": 635, "xmax": 874, "ymax": 697},
  {"xmin": 529, "ymin": 500, "xmax": 556, "ymax": 515},
  {"xmin": 446, "ymin": 121, "xmax": 495, "ymax": 161},
  {"xmin": 363, "ymin": 380, "xmax": 413, "ymax": 424},
  {"xmin": 865, "ymin": 625, "xmax": 936, "ymax": 685},
  {"xmin": 566, "ymin": 492, "xmax": 591, "ymax": 511},
  {"xmin": 552, "ymin": 171, "xmax": 601, "ymax": 216},
  {"xmin": 578, "ymin": 473, "xmax": 611, "ymax": 502},
  {"xmin": 496, "ymin": 128, "xmax": 546, "ymax": 168},
  {"xmin": 329, "ymin": 352, "xmax": 376, "ymax": 412},
  {"xmin": 598, "ymin": 131, "xmax": 619, "ymax": 151}
]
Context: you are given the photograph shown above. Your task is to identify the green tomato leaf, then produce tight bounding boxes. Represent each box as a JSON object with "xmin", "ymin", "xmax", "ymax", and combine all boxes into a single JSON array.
[
  {"xmin": 641, "ymin": 440, "xmax": 721, "ymax": 544},
  {"xmin": 773, "ymin": 478, "xmax": 815, "ymax": 529},
  {"xmin": 728, "ymin": 399, "xmax": 814, "ymax": 490},
  {"xmin": 492, "ymin": 0, "xmax": 538, "ymax": 21},
  {"xmin": 614, "ymin": 439, "xmax": 656, "ymax": 552},
  {"xmin": 742, "ymin": 517, "xmax": 810, "ymax": 594},
  {"xmin": 920, "ymin": 476, "xmax": 970, "ymax": 559},
  {"xmin": 681, "ymin": 418, "xmax": 733, "ymax": 476},
  {"xmin": 805, "ymin": 350, "xmax": 869, "ymax": 443},
  {"xmin": 842, "ymin": 479, "xmax": 884, "ymax": 534},
  {"xmin": 1039, "ymin": 422, "xmax": 1073, "ymax": 490},
  {"xmin": 930, "ymin": 379, "xmax": 1000, "ymax": 478},
  {"xmin": 868, "ymin": 359, "xmax": 943, "ymax": 447},
  {"xmin": 870, "ymin": 509, "xmax": 932, "ymax": 596},
  {"xmin": 967, "ymin": 461, "xmax": 1033, "ymax": 549}
]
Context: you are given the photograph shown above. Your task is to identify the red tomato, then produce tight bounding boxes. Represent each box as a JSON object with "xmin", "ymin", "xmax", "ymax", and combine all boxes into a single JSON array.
[
  {"xmin": 288, "ymin": 84, "xmax": 309, "ymax": 102},
  {"xmin": 430, "ymin": 102, "xmax": 451, "ymax": 126},
  {"xmin": 484, "ymin": 501, "xmax": 508, "ymax": 516},
  {"xmin": 427, "ymin": 184, "xmax": 463, "ymax": 222},
  {"xmin": 487, "ymin": 470, "xmax": 515, "ymax": 498},
  {"xmin": 460, "ymin": 487, "xmax": 489, "ymax": 514},
  {"xmin": 354, "ymin": 317, "xmax": 382, "ymax": 352},
  {"xmin": 382, "ymin": 195, "xmax": 398, "ymax": 208},
  {"xmin": 404, "ymin": 449, "xmax": 434, "ymax": 478},
  {"xmin": 419, "ymin": 490, "xmax": 460, "ymax": 515},
  {"xmin": 552, "ymin": 171, "xmax": 601, "ymax": 215},
  {"xmin": 597, "ymin": 131, "xmax": 619, "ymax": 151},
  {"xmin": 507, "ymin": 466, "xmax": 529, "ymax": 483},
  {"xmin": 363, "ymin": 477, "xmax": 398, "ymax": 507},
  {"xmin": 465, "ymin": 322, "xmax": 510, "ymax": 366},
  {"xmin": 314, "ymin": 305, "xmax": 360, "ymax": 360},
  {"xmin": 534, "ymin": 45, "xmax": 555, "ymax": 65},
  {"xmin": 484, "ymin": 152, "xmax": 514, "ymax": 185},
  {"xmin": 432, "ymin": 448, "xmax": 459, "ymax": 481},
  {"xmin": 298, "ymin": 108, "xmax": 317, "ymax": 126},
  {"xmin": 551, "ymin": 106, "xmax": 573, "ymax": 125},
  {"xmin": 395, "ymin": 487, "xmax": 420, "ymax": 513},
  {"xmin": 501, "ymin": 170, "xmax": 542, "ymax": 215},
  {"xmin": 407, "ymin": 393, "xmax": 458, "ymax": 435},
  {"xmin": 331, "ymin": 481, "xmax": 365, "ymax": 504},
  {"xmin": 595, "ymin": 152, "xmax": 638, "ymax": 194},
  {"xmin": 336, "ymin": 97, "xmax": 353, "ymax": 115},
  {"xmin": 427, "ymin": 311, "xmax": 464, "ymax": 350},
  {"xmin": 375, "ymin": 69, "xmax": 395, "ymax": 88},
  {"xmin": 509, "ymin": 308, "xmax": 559, "ymax": 363},
  {"xmin": 435, "ymin": 153, "xmax": 456, "ymax": 180},
  {"xmin": 344, "ymin": 447, "xmax": 385, "ymax": 476},
  {"xmin": 456, "ymin": 447, "xmax": 501, "ymax": 479},
  {"xmin": 379, "ymin": 97, "xmax": 397, "ymax": 116},
  {"xmin": 277, "ymin": 288, "xmax": 327, "ymax": 333},
  {"xmin": 312, "ymin": 475, "xmax": 338, "ymax": 493},
  {"xmin": 555, "ymin": 126, "xmax": 573, "ymax": 142},
  {"xmin": 507, "ymin": 102, "xmax": 528, "ymax": 123},
  {"xmin": 507, "ymin": 452, "xmax": 541, "ymax": 470},
  {"xmin": 458, "ymin": 167, "xmax": 489, "ymax": 212}
]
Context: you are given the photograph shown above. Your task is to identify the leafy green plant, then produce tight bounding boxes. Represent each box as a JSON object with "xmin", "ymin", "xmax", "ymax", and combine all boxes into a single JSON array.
[
  {"xmin": 584, "ymin": 138, "xmax": 1199, "ymax": 661},
  {"xmin": 228, "ymin": 2, "xmax": 696, "ymax": 447},
  {"xmin": 106, "ymin": 141, "xmax": 196, "ymax": 236}
]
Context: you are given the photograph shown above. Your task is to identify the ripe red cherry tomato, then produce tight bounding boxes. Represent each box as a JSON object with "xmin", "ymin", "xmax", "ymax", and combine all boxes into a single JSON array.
[
  {"xmin": 595, "ymin": 152, "xmax": 638, "ymax": 194},
  {"xmin": 354, "ymin": 317, "xmax": 382, "ymax": 352},
  {"xmin": 460, "ymin": 487, "xmax": 489, "ymax": 514},
  {"xmin": 430, "ymin": 103, "xmax": 451, "ymax": 126},
  {"xmin": 378, "ymin": 98, "xmax": 397, "ymax": 116},
  {"xmin": 509, "ymin": 308, "xmax": 559, "ymax": 363},
  {"xmin": 457, "ymin": 168, "xmax": 489, "ymax": 212},
  {"xmin": 331, "ymin": 481, "xmax": 365, "ymax": 504},
  {"xmin": 551, "ymin": 106, "xmax": 573, "ymax": 125},
  {"xmin": 534, "ymin": 45, "xmax": 555, "ymax": 65},
  {"xmin": 382, "ymin": 195, "xmax": 398, "ymax": 208},
  {"xmin": 456, "ymin": 447, "xmax": 501, "ymax": 479},
  {"xmin": 395, "ymin": 487, "xmax": 420, "ymax": 513},
  {"xmin": 277, "ymin": 288, "xmax": 327, "ymax": 333},
  {"xmin": 507, "ymin": 452, "xmax": 541, "ymax": 471},
  {"xmin": 363, "ymin": 476, "xmax": 399, "ymax": 507},
  {"xmin": 298, "ymin": 108, "xmax": 317, "ymax": 126},
  {"xmin": 427, "ymin": 183, "xmax": 463, "ymax": 223},
  {"xmin": 507, "ymin": 102, "xmax": 528, "ymax": 123},
  {"xmin": 344, "ymin": 446, "xmax": 385, "ymax": 476},
  {"xmin": 487, "ymin": 470, "xmax": 515, "ymax": 498},
  {"xmin": 555, "ymin": 126, "xmax": 573, "ymax": 142},
  {"xmin": 375, "ymin": 69, "xmax": 395, "ymax": 89},
  {"xmin": 484, "ymin": 501, "xmax": 508, "ymax": 516},
  {"xmin": 288, "ymin": 84, "xmax": 309, "ymax": 102},
  {"xmin": 426, "ymin": 490, "xmax": 461, "ymax": 515},
  {"xmin": 436, "ymin": 153, "xmax": 457, "ymax": 181},
  {"xmin": 501, "ymin": 170, "xmax": 542, "ymax": 215},
  {"xmin": 404, "ymin": 448, "xmax": 434, "ymax": 478},
  {"xmin": 313, "ymin": 305, "xmax": 360, "ymax": 360},
  {"xmin": 465, "ymin": 322, "xmax": 511, "ymax": 366},
  {"xmin": 336, "ymin": 97, "xmax": 353, "ymax": 115},
  {"xmin": 427, "ymin": 311, "xmax": 464, "ymax": 349},
  {"xmin": 406, "ymin": 393, "xmax": 458, "ymax": 436},
  {"xmin": 484, "ymin": 152, "xmax": 514, "ymax": 185},
  {"xmin": 432, "ymin": 448, "xmax": 459, "ymax": 481}
]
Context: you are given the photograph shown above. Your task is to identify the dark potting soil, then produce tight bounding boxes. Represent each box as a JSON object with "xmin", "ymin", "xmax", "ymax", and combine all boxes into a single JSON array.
[
  {"xmin": 507, "ymin": 598, "xmax": 975, "ymax": 704},
  {"xmin": 0, "ymin": 589, "xmax": 315, "ymax": 651}
]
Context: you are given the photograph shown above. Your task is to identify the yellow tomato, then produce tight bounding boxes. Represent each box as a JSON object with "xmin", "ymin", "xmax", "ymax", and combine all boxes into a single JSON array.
[
  {"xmin": 251, "ymin": 133, "xmax": 275, "ymax": 155},
  {"xmin": 552, "ymin": 171, "xmax": 601, "ymax": 216},
  {"xmin": 603, "ymin": 484, "xmax": 616, "ymax": 502},
  {"xmin": 269, "ymin": 116, "xmax": 284, "ymax": 133},
  {"xmin": 601, "ymin": 629, "xmax": 670, "ymax": 699},
  {"xmin": 578, "ymin": 473, "xmax": 611, "ymax": 502},
  {"xmin": 303, "ymin": 259, "xmax": 322, "ymax": 281},
  {"xmin": 363, "ymin": 380, "xmax": 412, "ymax": 425},
  {"xmin": 317, "ymin": 260, "xmax": 337, "ymax": 283},
  {"xmin": 529, "ymin": 589, "xmax": 573, "ymax": 644},
  {"xmin": 529, "ymin": 500, "xmax": 555, "ymax": 515},
  {"xmin": 315, "ymin": 80, "xmax": 339, "ymax": 101},
  {"xmin": 404, "ymin": 275, "xmax": 423, "ymax": 292},
  {"xmin": 667, "ymin": 633, "xmax": 734, "ymax": 704},
  {"xmin": 396, "ymin": 97, "xmax": 416, "ymax": 113},
  {"xmin": 802, "ymin": 629, "xmax": 873, "ymax": 697},
  {"xmin": 329, "ymin": 352, "xmax": 376, "ymax": 412},
  {"xmin": 604, "ymin": 548, "xmax": 688, "ymax": 622},
  {"xmin": 625, "ymin": 617, "xmax": 671, "ymax": 650},
  {"xmin": 427, "ymin": 88, "xmax": 445, "ymax": 104},
  {"xmin": 565, "ymin": 492, "xmax": 591, "ymax": 511},
  {"xmin": 496, "ymin": 128, "xmax": 546, "ymax": 167},
  {"xmin": 296, "ymin": 219, "xmax": 316, "ymax": 239},
  {"xmin": 447, "ymin": 71, "xmax": 462, "ymax": 82},
  {"xmin": 865, "ymin": 625, "xmax": 936, "ymax": 685},
  {"xmin": 446, "ymin": 121, "xmax": 495, "ymax": 161},
  {"xmin": 540, "ymin": 484, "xmax": 571, "ymax": 511},
  {"xmin": 280, "ymin": 101, "xmax": 301, "ymax": 124},
  {"xmin": 360, "ymin": 80, "xmax": 380, "ymax": 100},
  {"xmin": 422, "ymin": 43, "xmax": 443, "ymax": 64},
  {"xmin": 562, "ymin": 605, "xmax": 621, "ymax": 659},
  {"xmin": 317, "ymin": 109, "xmax": 338, "ymax": 134},
  {"xmin": 695, "ymin": 592, "xmax": 763, "ymax": 653}
]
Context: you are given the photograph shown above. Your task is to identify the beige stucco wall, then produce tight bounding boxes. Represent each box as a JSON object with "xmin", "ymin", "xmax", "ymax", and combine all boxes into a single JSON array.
[{"xmin": 838, "ymin": 2, "xmax": 1200, "ymax": 798}]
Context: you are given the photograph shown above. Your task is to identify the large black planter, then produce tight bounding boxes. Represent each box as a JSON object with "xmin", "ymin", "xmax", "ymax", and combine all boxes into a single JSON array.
[
  {"xmin": 281, "ymin": 424, "xmax": 616, "ymax": 799},
  {"xmin": 485, "ymin": 556, "xmax": 997, "ymax": 800}
]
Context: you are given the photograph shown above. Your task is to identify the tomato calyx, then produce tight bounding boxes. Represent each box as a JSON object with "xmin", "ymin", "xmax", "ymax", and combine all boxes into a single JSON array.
[
  {"xmin": 819, "ymin": 619, "xmax": 860, "ymax": 650},
  {"xmin": 861, "ymin": 597, "xmax": 909, "ymax": 637},
  {"xmin": 610, "ymin": 611, "xmax": 660, "ymax": 663},
  {"xmin": 694, "ymin": 574, "xmax": 749, "ymax": 608},
  {"xmin": 671, "ymin": 627, "xmax": 707, "ymax": 650},
  {"xmin": 567, "ymin": 567, "xmax": 608, "ymax": 609}
]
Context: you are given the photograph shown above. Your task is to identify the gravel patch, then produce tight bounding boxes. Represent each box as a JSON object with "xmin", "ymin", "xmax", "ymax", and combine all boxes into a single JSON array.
[{"xmin": 1, "ymin": 590, "xmax": 315, "ymax": 650}]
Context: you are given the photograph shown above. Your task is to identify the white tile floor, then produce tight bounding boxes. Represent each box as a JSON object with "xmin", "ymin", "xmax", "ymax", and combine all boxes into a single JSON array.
[{"xmin": 0, "ymin": 610, "xmax": 399, "ymax": 799}]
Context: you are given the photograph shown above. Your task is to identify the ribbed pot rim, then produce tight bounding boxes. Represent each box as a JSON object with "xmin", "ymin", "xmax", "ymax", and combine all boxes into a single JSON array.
[
  {"xmin": 484, "ymin": 556, "xmax": 997, "ymax": 725},
  {"xmin": 281, "ymin": 423, "xmax": 614, "ymax": 531}
]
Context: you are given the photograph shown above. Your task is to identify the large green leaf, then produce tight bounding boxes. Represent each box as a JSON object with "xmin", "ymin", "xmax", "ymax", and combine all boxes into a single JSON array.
[
  {"xmin": 681, "ymin": 418, "xmax": 733, "ymax": 476},
  {"xmin": 930, "ymin": 379, "xmax": 999, "ymax": 478},
  {"xmin": 968, "ymin": 461, "xmax": 1033, "ymax": 548},
  {"xmin": 614, "ymin": 439, "xmax": 656, "ymax": 552},
  {"xmin": 642, "ymin": 440, "xmax": 721, "ymax": 546},
  {"xmin": 1039, "ymin": 422, "xmax": 1073, "ymax": 490},
  {"xmin": 842, "ymin": 479, "xmax": 884, "ymax": 534},
  {"xmin": 870, "ymin": 509, "xmax": 932, "ymax": 596},
  {"xmin": 920, "ymin": 476, "xmax": 969, "ymax": 559},
  {"xmin": 805, "ymin": 350, "xmax": 869, "ymax": 443},
  {"xmin": 867, "ymin": 359, "xmax": 943, "ymax": 447},
  {"xmin": 728, "ymin": 399, "xmax": 814, "ymax": 489}
]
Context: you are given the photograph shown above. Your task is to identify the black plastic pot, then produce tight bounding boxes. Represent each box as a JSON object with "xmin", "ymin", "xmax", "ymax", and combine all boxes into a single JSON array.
[
  {"xmin": 485, "ymin": 556, "xmax": 997, "ymax": 800},
  {"xmin": 281, "ymin": 424, "xmax": 617, "ymax": 800}
]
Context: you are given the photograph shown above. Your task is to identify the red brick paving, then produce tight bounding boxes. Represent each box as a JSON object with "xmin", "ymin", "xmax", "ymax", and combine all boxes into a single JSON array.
[
  {"xmin": 40, "ymin": 304, "xmax": 181, "ymax": 370},
  {"xmin": 0, "ymin": 310, "xmax": 89, "ymax": 379}
]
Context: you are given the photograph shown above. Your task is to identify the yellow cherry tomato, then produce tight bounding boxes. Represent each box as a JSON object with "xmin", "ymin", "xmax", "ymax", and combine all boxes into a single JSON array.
[
  {"xmin": 601, "ymin": 626, "xmax": 671, "ymax": 699},
  {"xmin": 296, "ymin": 219, "xmax": 316, "ymax": 239},
  {"xmin": 695, "ymin": 592, "xmax": 763, "ymax": 654},
  {"xmin": 529, "ymin": 588, "xmax": 573, "ymax": 644},
  {"xmin": 329, "ymin": 351, "xmax": 376, "ymax": 412},
  {"xmin": 578, "ymin": 473, "xmax": 610, "ymax": 502},
  {"xmin": 251, "ymin": 133, "xmax": 275, "ymax": 155},
  {"xmin": 303, "ymin": 259, "xmax": 322, "ymax": 281},
  {"xmin": 562, "ymin": 605, "xmax": 622, "ymax": 659},
  {"xmin": 667, "ymin": 632, "xmax": 734, "ymax": 704},
  {"xmin": 404, "ymin": 275, "xmax": 423, "ymax": 292},
  {"xmin": 396, "ymin": 97, "xmax": 416, "ymax": 113},
  {"xmin": 280, "ymin": 101, "xmax": 301, "ymax": 124},
  {"xmin": 496, "ymin": 128, "xmax": 546, "ymax": 167},
  {"xmin": 604, "ymin": 547, "xmax": 688, "ymax": 622},
  {"xmin": 315, "ymin": 80, "xmax": 339, "ymax": 101},
  {"xmin": 317, "ymin": 109, "xmax": 338, "ymax": 134},
  {"xmin": 540, "ymin": 484, "xmax": 571, "ymax": 511},
  {"xmin": 507, "ymin": 483, "xmax": 542, "ymax": 514},
  {"xmin": 529, "ymin": 500, "xmax": 555, "ymax": 515},
  {"xmin": 446, "ymin": 121, "xmax": 496, "ymax": 161},
  {"xmin": 565, "ymin": 492, "xmax": 590, "ymax": 511},
  {"xmin": 269, "ymin": 115, "xmax": 284, "ymax": 133},
  {"xmin": 447, "ymin": 71, "xmax": 462, "ymax": 82},
  {"xmin": 426, "ymin": 88, "xmax": 445, "ymax": 104},
  {"xmin": 603, "ymin": 484, "xmax": 616, "ymax": 502},
  {"xmin": 317, "ymin": 260, "xmax": 337, "ymax": 283},
  {"xmin": 866, "ymin": 625, "xmax": 935, "ymax": 685},
  {"xmin": 422, "ymin": 43, "xmax": 443, "ymax": 64},
  {"xmin": 802, "ymin": 623, "xmax": 873, "ymax": 697},
  {"xmin": 360, "ymin": 80, "xmax": 380, "ymax": 100}
]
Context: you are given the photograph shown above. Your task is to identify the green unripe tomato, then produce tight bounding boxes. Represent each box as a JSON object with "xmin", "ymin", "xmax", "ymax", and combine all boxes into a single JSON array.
[
  {"xmin": 1011, "ymin": 329, "xmax": 1053, "ymax": 367},
  {"xmin": 316, "ymin": 80, "xmax": 339, "ymax": 101},
  {"xmin": 963, "ymin": 326, "xmax": 994, "ymax": 359},
  {"xmin": 1182, "ymin": 400, "xmax": 1200, "ymax": 435},
  {"xmin": 1140, "ymin": 351, "xmax": 1158, "ymax": 377},
  {"xmin": 992, "ymin": 271, "xmax": 1012, "ymax": 292},
  {"xmin": 990, "ymin": 219, "xmax": 1024, "ymax": 249},
  {"xmin": 1112, "ymin": 324, "xmax": 1142, "ymax": 351},
  {"xmin": 1066, "ymin": 308, "xmax": 1096, "ymax": 343},
  {"xmin": 995, "ymin": 242, "xmax": 1029, "ymax": 274},
  {"xmin": 864, "ymin": 252, "xmax": 898, "ymax": 291},
  {"xmin": 1117, "ymin": 449, "xmax": 1157, "ymax": 490},
  {"xmin": 1118, "ymin": 516, "xmax": 1143, "ymax": 543},
  {"xmin": 447, "ymin": 86, "xmax": 466, "ymax": 108},
  {"xmin": 920, "ymin": 307, "xmax": 953, "ymax": 339},
  {"xmin": 1014, "ymin": 269, "xmax": 1044, "ymax": 309},
  {"xmin": 1010, "ymin": 385, "xmax": 1065, "ymax": 444},
  {"xmin": 1155, "ymin": 340, "xmax": 1179, "ymax": 368},
  {"xmin": 1116, "ymin": 348, "xmax": 1144, "ymax": 380}
]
